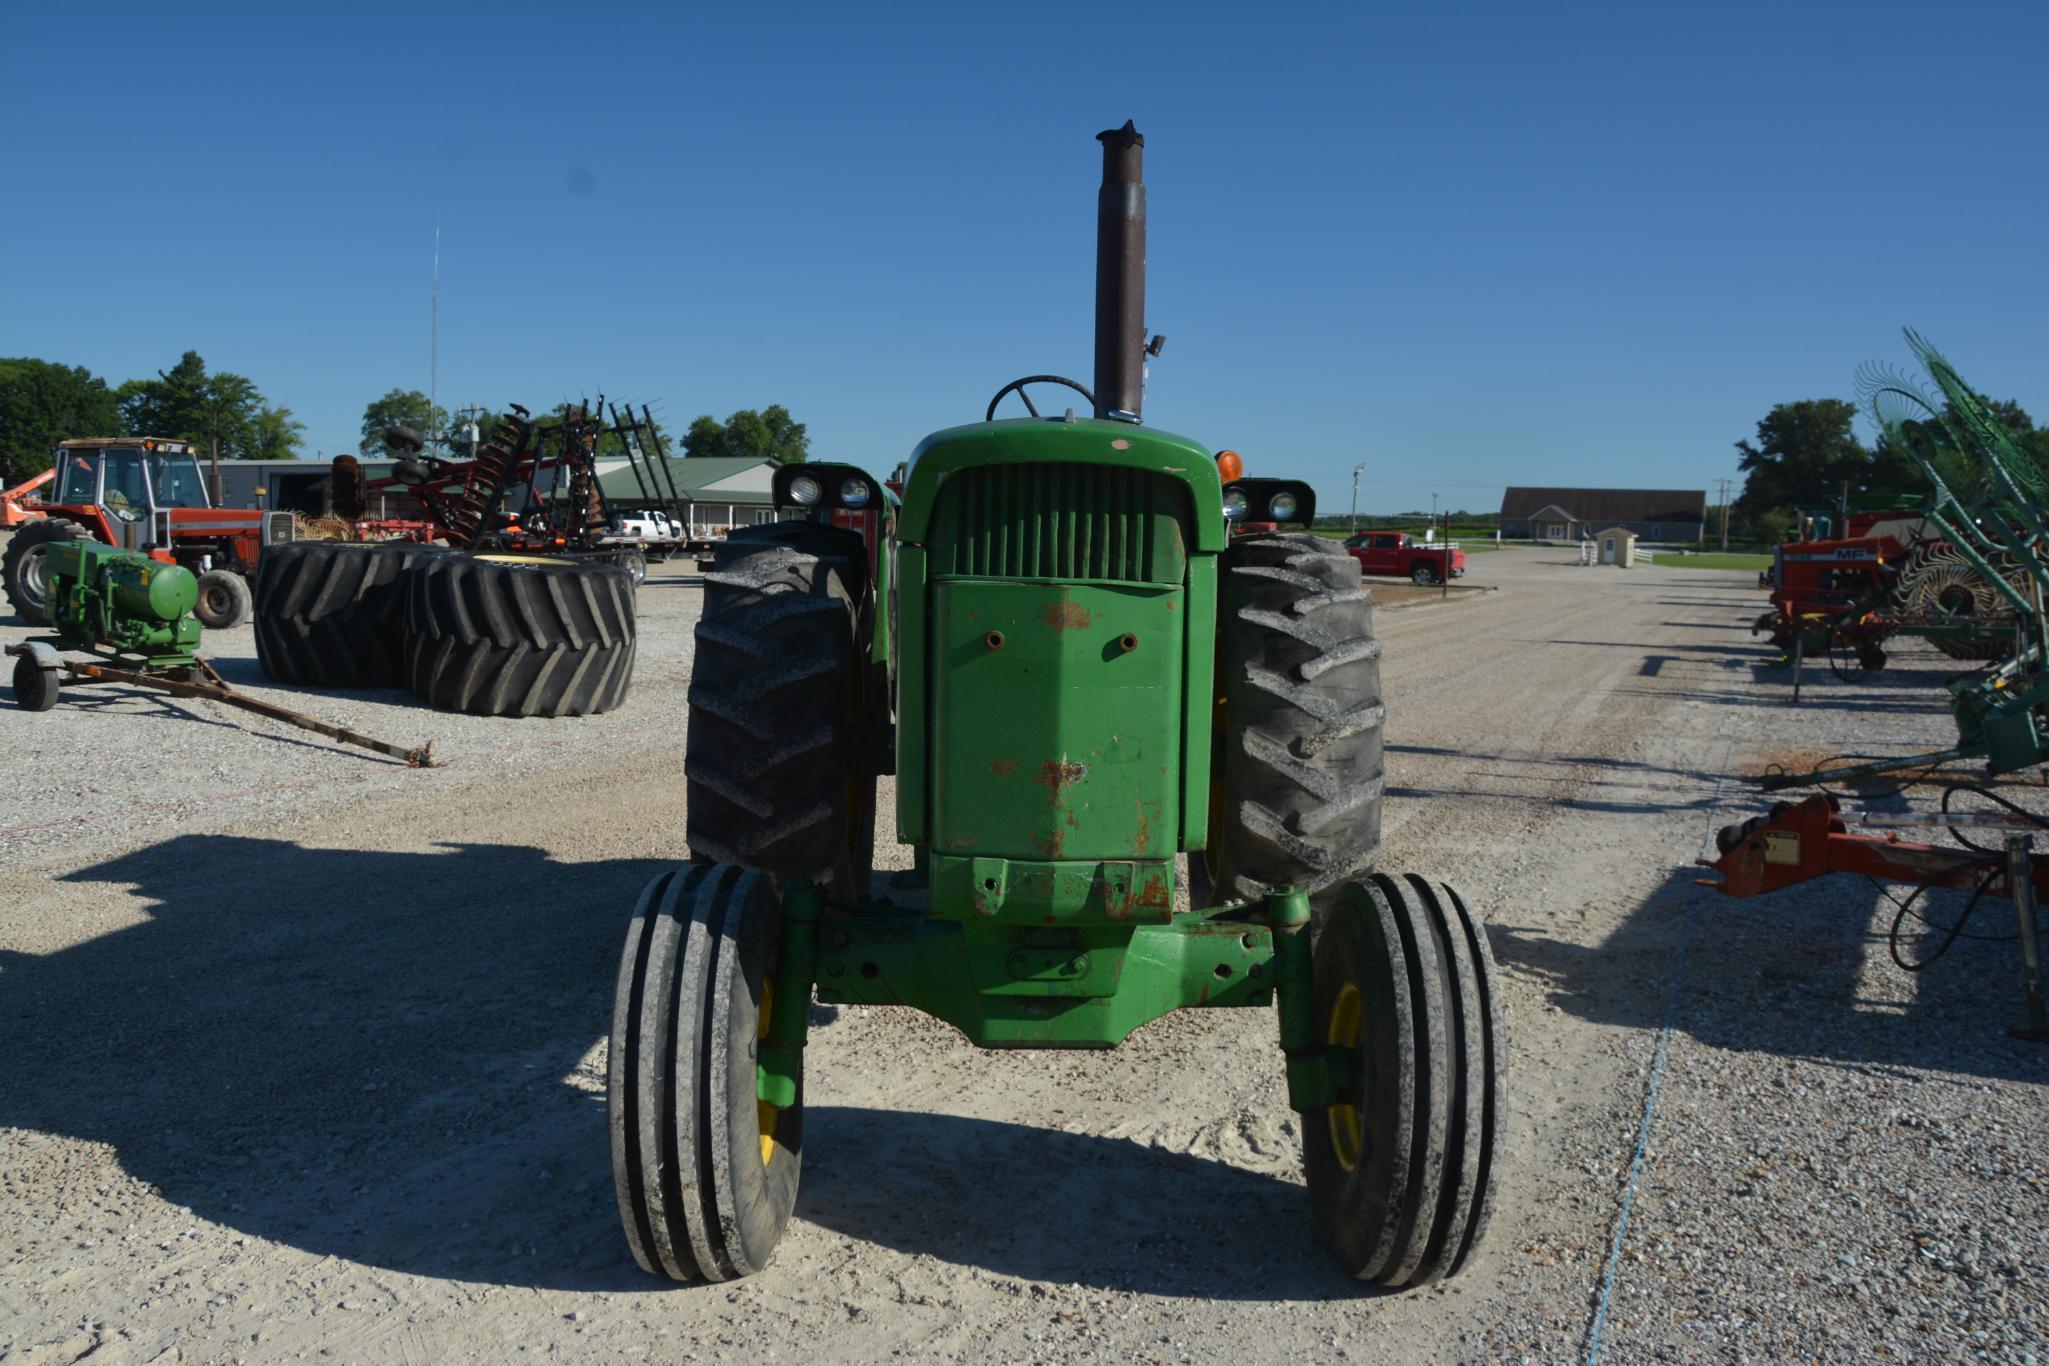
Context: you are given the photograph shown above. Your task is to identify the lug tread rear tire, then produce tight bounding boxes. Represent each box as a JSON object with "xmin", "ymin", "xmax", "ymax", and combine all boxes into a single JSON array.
[
  {"xmin": 2, "ymin": 519, "xmax": 94, "ymax": 626},
  {"xmin": 255, "ymin": 542, "xmax": 441, "ymax": 688},
  {"xmin": 1213, "ymin": 533, "xmax": 1385, "ymax": 904},
  {"xmin": 402, "ymin": 554, "xmax": 636, "ymax": 716},
  {"xmin": 687, "ymin": 527, "xmax": 859, "ymax": 880}
]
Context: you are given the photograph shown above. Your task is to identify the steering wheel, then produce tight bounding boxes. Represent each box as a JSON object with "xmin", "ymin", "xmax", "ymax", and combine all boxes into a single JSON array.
[{"xmin": 985, "ymin": 375, "xmax": 1095, "ymax": 422}]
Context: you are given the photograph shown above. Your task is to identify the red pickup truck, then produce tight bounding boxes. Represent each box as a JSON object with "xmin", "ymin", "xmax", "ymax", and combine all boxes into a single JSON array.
[{"xmin": 1343, "ymin": 531, "xmax": 1467, "ymax": 585}]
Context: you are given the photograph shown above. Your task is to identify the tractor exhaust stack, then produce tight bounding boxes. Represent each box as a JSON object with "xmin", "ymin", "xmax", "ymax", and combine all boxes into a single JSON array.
[{"xmin": 1093, "ymin": 120, "xmax": 1146, "ymax": 423}]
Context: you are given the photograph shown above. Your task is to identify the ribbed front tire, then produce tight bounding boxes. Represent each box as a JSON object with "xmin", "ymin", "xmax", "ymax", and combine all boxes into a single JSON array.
[{"xmin": 402, "ymin": 554, "xmax": 636, "ymax": 716}]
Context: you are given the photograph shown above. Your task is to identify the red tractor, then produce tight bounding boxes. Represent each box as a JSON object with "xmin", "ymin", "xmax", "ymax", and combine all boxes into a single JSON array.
[{"xmin": 1, "ymin": 438, "xmax": 294, "ymax": 629}]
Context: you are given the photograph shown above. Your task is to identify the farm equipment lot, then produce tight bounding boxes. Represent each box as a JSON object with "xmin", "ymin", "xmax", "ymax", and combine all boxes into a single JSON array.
[{"xmin": 2, "ymin": 545, "xmax": 2042, "ymax": 1360}]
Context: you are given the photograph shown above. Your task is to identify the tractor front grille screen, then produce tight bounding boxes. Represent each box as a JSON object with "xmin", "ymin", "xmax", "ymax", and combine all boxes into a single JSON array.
[{"xmin": 928, "ymin": 462, "xmax": 1189, "ymax": 584}]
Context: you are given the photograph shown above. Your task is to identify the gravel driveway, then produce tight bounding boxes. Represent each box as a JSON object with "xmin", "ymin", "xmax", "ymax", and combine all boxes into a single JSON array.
[{"xmin": 1, "ymin": 543, "xmax": 2041, "ymax": 1362}]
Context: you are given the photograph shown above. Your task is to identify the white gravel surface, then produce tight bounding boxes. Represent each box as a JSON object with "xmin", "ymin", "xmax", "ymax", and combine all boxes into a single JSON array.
[{"xmin": 1, "ymin": 541, "xmax": 2043, "ymax": 1363}]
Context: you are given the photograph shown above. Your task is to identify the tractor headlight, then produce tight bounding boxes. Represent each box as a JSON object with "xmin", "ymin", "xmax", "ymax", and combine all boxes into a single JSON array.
[
  {"xmin": 1222, "ymin": 486, "xmax": 1249, "ymax": 520},
  {"xmin": 840, "ymin": 478, "xmax": 871, "ymax": 509},
  {"xmin": 1269, "ymin": 491, "xmax": 1299, "ymax": 521},
  {"xmin": 789, "ymin": 475, "xmax": 822, "ymax": 505}
]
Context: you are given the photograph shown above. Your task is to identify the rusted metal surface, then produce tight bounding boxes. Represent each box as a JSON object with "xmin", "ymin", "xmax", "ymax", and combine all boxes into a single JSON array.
[{"xmin": 1092, "ymin": 120, "xmax": 1146, "ymax": 422}]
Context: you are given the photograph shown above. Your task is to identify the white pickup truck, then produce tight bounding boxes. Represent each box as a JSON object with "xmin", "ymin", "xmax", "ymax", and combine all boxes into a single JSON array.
[{"xmin": 613, "ymin": 509, "xmax": 687, "ymax": 543}]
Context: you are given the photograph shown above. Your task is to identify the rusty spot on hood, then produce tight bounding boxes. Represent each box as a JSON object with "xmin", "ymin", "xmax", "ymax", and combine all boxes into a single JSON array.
[
  {"xmin": 1040, "ymin": 595, "xmax": 1094, "ymax": 631},
  {"xmin": 1035, "ymin": 760, "xmax": 1087, "ymax": 803},
  {"xmin": 991, "ymin": 758, "xmax": 1020, "ymax": 776}
]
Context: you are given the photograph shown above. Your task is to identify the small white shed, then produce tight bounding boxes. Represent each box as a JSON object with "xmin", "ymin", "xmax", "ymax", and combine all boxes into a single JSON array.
[{"xmin": 1596, "ymin": 527, "xmax": 1639, "ymax": 568}]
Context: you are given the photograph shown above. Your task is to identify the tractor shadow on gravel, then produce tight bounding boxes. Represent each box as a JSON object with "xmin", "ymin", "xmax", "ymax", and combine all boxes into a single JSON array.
[
  {"xmin": 798, "ymin": 1106, "xmax": 1365, "ymax": 1300},
  {"xmin": 1490, "ymin": 867, "xmax": 2044, "ymax": 1084},
  {"xmin": 9, "ymin": 834, "xmax": 1364, "ymax": 1299},
  {"xmin": 8, "ymin": 833, "xmax": 678, "ymax": 1293}
]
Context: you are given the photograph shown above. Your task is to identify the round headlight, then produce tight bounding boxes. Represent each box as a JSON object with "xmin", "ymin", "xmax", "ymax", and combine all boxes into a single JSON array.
[
  {"xmin": 789, "ymin": 474, "xmax": 822, "ymax": 505},
  {"xmin": 839, "ymin": 478, "xmax": 871, "ymax": 509},
  {"xmin": 1269, "ymin": 491, "xmax": 1299, "ymax": 521},
  {"xmin": 1222, "ymin": 487, "xmax": 1249, "ymax": 519}
]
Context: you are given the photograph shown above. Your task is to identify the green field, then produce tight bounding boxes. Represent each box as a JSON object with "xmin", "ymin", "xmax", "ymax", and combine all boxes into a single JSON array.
[{"xmin": 1644, "ymin": 551, "xmax": 1771, "ymax": 571}]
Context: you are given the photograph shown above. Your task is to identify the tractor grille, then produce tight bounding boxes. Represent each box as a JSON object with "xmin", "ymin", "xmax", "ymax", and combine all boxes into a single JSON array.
[
  {"xmin": 927, "ymin": 463, "xmax": 1189, "ymax": 584},
  {"xmin": 267, "ymin": 511, "xmax": 297, "ymax": 544}
]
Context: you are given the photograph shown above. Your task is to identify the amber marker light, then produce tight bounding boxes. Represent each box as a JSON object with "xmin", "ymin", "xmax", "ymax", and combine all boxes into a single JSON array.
[{"xmin": 1215, "ymin": 449, "xmax": 1244, "ymax": 481}]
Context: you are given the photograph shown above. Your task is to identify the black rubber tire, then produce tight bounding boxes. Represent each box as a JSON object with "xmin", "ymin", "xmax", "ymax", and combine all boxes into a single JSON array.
[
  {"xmin": 1409, "ymin": 563, "xmax": 1436, "ymax": 586},
  {"xmin": 1303, "ymin": 874, "xmax": 1503, "ymax": 1286},
  {"xmin": 254, "ymin": 541, "xmax": 444, "ymax": 689},
  {"xmin": 402, "ymin": 553, "xmax": 636, "ymax": 716},
  {"xmin": 610, "ymin": 863, "xmax": 802, "ymax": 1283},
  {"xmin": 189, "ymin": 569, "xmax": 252, "ymax": 630},
  {"xmin": 686, "ymin": 522, "xmax": 864, "ymax": 884},
  {"xmin": 12, "ymin": 654, "xmax": 58, "ymax": 712},
  {"xmin": 2, "ymin": 518, "xmax": 94, "ymax": 626},
  {"xmin": 1207, "ymin": 532, "xmax": 1385, "ymax": 906}
]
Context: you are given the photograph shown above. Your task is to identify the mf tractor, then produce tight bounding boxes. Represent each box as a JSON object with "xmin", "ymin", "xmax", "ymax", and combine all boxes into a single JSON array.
[
  {"xmin": 2, "ymin": 437, "xmax": 293, "ymax": 629},
  {"xmin": 609, "ymin": 123, "xmax": 1503, "ymax": 1287}
]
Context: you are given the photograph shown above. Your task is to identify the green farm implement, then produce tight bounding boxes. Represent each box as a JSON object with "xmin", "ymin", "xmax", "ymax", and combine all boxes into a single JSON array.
[
  {"xmin": 608, "ymin": 124, "xmax": 1504, "ymax": 1286},
  {"xmin": 7, "ymin": 537, "xmax": 432, "ymax": 765}
]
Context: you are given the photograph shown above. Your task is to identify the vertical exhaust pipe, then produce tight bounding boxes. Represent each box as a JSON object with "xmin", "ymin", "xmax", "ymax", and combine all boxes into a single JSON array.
[{"xmin": 1093, "ymin": 120, "xmax": 1145, "ymax": 423}]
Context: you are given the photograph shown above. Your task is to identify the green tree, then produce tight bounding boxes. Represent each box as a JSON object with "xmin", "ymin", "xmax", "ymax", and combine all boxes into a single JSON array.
[
  {"xmin": 0, "ymin": 358, "xmax": 123, "ymax": 484},
  {"xmin": 359, "ymin": 389, "xmax": 446, "ymax": 458},
  {"xmin": 116, "ymin": 351, "xmax": 266, "ymax": 460},
  {"xmin": 253, "ymin": 405, "xmax": 307, "ymax": 461},
  {"xmin": 679, "ymin": 405, "xmax": 809, "ymax": 464},
  {"xmin": 1733, "ymin": 399, "xmax": 1869, "ymax": 523}
]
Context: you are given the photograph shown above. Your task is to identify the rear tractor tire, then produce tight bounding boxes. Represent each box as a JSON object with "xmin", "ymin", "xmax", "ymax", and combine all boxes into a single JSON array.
[
  {"xmin": 193, "ymin": 569, "xmax": 253, "ymax": 630},
  {"xmin": 255, "ymin": 541, "xmax": 443, "ymax": 689},
  {"xmin": 2, "ymin": 518, "xmax": 94, "ymax": 626},
  {"xmin": 402, "ymin": 553, "xmax": 637, "ymax": 717},
  {"xmin": 1304, "ymin": 873, "xmax": 1503, "ymax": 1286},
  {"xmin": 686, "ymin": 522, "xmax": 867, "ymax": 887},
  {"xmin": 1204, "ymin": 532, "xmax": 1385, "ymax": 907},
  {"xmin": 610, "ymin": 863, "xmax": 802, "ymax": 1283}
]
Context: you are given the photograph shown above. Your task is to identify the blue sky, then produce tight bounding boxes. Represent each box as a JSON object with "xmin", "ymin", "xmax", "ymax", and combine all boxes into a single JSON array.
[{"xmin": 5, "ymin": 2, "xmax": 2045, "ymax": 515}]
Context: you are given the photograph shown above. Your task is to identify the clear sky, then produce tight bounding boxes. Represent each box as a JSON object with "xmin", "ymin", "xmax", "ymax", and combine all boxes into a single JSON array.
[{"xmin": 5, "ymin": 2, "xmax": 2045, "ymax": 515}]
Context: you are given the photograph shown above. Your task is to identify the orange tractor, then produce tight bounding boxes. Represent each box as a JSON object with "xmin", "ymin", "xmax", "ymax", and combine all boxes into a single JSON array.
[{"xmin": 1, "ymin": 438, "xmax": 294, "ymax": 629}]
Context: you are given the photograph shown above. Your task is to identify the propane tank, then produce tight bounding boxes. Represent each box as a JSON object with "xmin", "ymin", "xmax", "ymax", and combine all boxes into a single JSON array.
[{"xmin": 107, "ymin": 555, "xmax": 199, "ymax": 622}]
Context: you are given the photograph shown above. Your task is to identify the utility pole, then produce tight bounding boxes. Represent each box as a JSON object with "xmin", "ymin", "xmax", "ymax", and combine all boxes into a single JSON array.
[
  {"xmin": 1431, "ymin": 491, "xmax": 1438, "ymax": 539},
  {"xmin": 1351, "ymin": 462, "xmax": 1364, "ymax": 535},
  {"xmin": 1713, "ymin": 476, "xmax": 1733, "ymax": 551}
]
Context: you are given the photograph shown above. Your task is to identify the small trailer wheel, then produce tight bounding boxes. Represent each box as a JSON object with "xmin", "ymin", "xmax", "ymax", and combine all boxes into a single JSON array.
[
  {"xmin": 1302, "ymin": 873, "xmax": 1503, "ymax": 1286},
  {"xmin": 194, "ymin": 569, "xmax": 253, "ymax": 629},
  {"xmin": 12, "ymin": 654, "xmax": 59, "ymax": 712},
  {"xmin": 609, "ymin": 863, "xmax": 802, "ymax": 1282}
]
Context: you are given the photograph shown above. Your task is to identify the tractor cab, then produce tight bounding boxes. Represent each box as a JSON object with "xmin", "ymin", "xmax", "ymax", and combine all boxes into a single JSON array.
[
  {"xmin": 55, "ymin": 440, "xmax": 214, "ymax": 529},
  {"xmin": 2, "ymin": 438, "xmax": 288, "ymax": 630}
]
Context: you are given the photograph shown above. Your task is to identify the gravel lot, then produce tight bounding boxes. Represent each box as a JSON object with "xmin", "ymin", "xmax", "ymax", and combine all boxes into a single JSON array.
[{"xmin": 2, "ymin": 541, "xmax": 2043, "ymax": 1362}]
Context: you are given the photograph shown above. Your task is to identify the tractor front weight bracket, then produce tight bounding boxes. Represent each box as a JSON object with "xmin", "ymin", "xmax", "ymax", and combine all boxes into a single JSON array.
[
  {"xmin": 1269, "ymin": 886, "xmax": 1349, "ymax": 1112},
  {"xmin": 757, "ymin": 879, "xmax": 823, "ymax": 1109}
]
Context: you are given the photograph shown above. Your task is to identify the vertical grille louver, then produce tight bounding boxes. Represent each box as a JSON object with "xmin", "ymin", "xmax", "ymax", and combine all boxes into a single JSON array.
[{"xmin": 927, "ymin": 463, "xmax": 1189, "ymax": 584}]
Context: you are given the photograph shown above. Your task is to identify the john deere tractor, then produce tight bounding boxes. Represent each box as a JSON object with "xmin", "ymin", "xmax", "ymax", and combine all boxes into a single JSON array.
[{"xmin": 609, "ymin": 122, "xmax": 1502, "ymax": 1287}]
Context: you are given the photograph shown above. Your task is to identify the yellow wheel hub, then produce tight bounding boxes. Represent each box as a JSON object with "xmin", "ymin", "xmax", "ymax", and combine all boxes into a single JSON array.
[
  {"xmin": 1325, "ymin": 983, "xmax": 1363, "ymax": 1172},
  {"xmin": 757, "ymin": 980, "xmax": 781, "ymax": 1168}
]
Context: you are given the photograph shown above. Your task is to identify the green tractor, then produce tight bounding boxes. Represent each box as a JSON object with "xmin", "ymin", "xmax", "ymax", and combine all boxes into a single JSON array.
[{"xmin": 609, "ymin": 122, "xmax": 1503, "ymax": 1287}]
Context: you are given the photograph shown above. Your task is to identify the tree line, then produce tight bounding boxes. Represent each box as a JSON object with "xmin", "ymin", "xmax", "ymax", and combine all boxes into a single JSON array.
[
  {"xmin": 0, "ymin": 352, "xmax": 816, "ymax": 489},
  {"xmin": 0, "ymin": 353, "xmax": 304, "ymax": 484},
  {"xmin": 1733, "ymin": 394, "xmax": 2049, "ymax": 543}
]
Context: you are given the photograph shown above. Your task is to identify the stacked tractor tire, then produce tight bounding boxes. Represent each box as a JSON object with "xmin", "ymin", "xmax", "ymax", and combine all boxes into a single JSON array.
[{"xmin": 254, "ymin": 542, "xmax": 636, "ymax": 716}]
